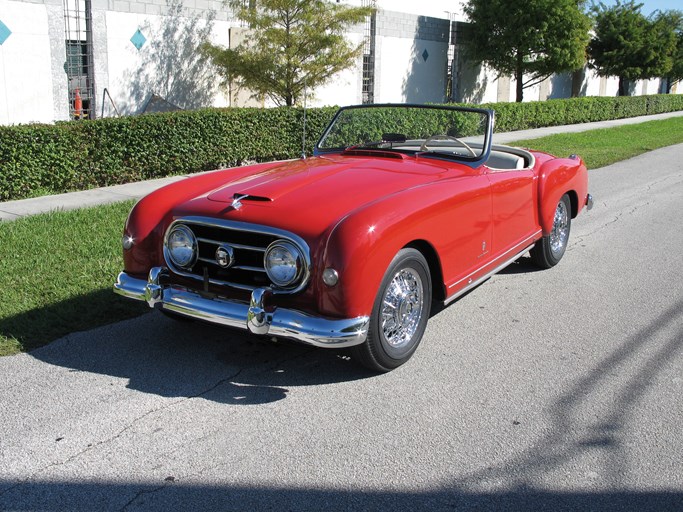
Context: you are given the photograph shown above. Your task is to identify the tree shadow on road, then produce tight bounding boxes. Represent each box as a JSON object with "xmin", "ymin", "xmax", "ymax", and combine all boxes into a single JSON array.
[{"xmin": 1, "ymin": 475, "xmax": 681, "ymax": 511}]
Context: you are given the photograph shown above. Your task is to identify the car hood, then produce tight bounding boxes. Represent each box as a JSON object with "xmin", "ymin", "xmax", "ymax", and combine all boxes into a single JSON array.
[{"xmin": 171, "ymin": 154, "xmax": 454, "ymax": 241}]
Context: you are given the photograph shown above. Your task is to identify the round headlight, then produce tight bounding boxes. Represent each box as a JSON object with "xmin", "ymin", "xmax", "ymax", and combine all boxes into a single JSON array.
[
  {"xmin": 166, "ymin": 225, "xmax": 197, "ymax": 268},
  {"xmin": 264, "ymin": 241, "xmax": 302, "ymax": 288}
]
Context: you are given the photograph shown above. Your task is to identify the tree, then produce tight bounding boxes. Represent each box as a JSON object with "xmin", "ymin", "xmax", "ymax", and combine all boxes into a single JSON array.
[
  {"xmin": 588, "ymin": 1, "xmax": 677, "ymax": 96},
  {"xmin": 203, "ymin": 0, "xmax": 373, "ymax": 106},
  {"xmin": 659, "ymin": 10, "xmax": 683, "ymax": 91},
  {"xmin": 462, "ymin": 0, "xmax": 590, "ymax": 102}
]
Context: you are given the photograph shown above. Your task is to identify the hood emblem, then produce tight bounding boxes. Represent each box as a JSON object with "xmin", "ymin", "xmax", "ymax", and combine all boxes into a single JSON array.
[
  {"xmin": 231, "ymin": 194, "xmax": 249, "ymax": 210},
  {"xmin": 215, "ymin": 245, "xmax": 235, "ymax": 268}
]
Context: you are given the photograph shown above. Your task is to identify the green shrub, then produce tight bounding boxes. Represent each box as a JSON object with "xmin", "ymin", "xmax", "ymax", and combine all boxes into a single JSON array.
[{"xmin": 1, "ymin": 95, "xmax": 682, "ymax": 201}]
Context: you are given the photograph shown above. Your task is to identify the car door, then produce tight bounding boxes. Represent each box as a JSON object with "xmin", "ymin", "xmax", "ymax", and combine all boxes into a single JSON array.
[
  {"xmin": 486, "ymin": 166, "xmax": 540, "ymax": 258},
  {"xmin": 439, "ymin": 165, "xmax": 494, "ymax": 297}
]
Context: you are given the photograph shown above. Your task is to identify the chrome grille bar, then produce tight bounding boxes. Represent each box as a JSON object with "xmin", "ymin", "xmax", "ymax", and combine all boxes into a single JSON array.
[
  {"xmin": 164, "ymin": 217, "xmax": 311, "ymax": 295},
  {"xmin": 196, "ymin": 237, "xmax": 266, "ymax": 253}
]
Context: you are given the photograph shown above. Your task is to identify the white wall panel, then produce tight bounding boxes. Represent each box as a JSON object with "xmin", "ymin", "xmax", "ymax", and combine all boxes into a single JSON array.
[{"xmin": 0, "ymin": 0, "xmax": 55, "ymax": 124}]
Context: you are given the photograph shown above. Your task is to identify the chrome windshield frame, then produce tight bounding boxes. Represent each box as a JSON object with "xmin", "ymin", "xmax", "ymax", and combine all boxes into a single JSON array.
[{"xmin": 314, "ymin": 103, "xmax": 494, "ymax": 169}]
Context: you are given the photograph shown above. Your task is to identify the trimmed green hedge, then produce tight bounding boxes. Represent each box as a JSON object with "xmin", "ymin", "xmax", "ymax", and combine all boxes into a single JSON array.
[
  {"xmin": 483, "ymin": 94, "xmax": 683, "ymax": 132},
  {"xmin": 1, "ymin": 95, "xmax": 683, "ymax": 201}
]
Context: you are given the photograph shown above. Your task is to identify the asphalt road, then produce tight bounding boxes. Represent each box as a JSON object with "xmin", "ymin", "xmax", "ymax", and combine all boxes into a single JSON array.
[{"xmin": 1, "ymin": 145, "xmax": 682, "ymax": 511}]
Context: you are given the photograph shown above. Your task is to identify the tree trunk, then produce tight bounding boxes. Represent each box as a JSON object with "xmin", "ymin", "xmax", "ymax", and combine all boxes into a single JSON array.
[
  {"xmin": 515, "ymin": 51, "xmax": 524, "ymax": 102},
  {"xmin": 618, "ymin": 77, "xmax": 628, "ymax": 96}
]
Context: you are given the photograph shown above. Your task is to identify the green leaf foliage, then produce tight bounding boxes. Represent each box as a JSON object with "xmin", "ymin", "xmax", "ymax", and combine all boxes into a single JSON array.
[
  {"xmin": 2, "ymin": 95, "xmax": 683, "ymax": 202},
  {"xmin": 202, "ymin": 0, "xmax": 373, "ymax": 106},
  {"xmin": 661, "ymin": 10, "xmax": 683, "ymax": 88},
  {"xmin": 462, "ymin": 0, "xmax": 591, "ymax": 102},
  {"xmin": 589, "ymin": 1, "xmax": 679, "ymax": 95}
]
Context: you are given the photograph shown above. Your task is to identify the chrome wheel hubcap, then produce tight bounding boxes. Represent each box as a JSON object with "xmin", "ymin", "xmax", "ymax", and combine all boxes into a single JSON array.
[
  {"xmin": 380, "ymin": 268, "xmax": 424, "ymax": 348},
  {"xmin": 550, "ymin": 200, "xmax": 569, "ymax": 257}
]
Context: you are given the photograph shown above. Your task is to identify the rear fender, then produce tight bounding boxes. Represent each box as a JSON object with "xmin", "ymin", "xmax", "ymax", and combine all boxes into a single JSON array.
[{"xmin": 537, "ymin": 156, "xmax": 588, "ymax": 235}]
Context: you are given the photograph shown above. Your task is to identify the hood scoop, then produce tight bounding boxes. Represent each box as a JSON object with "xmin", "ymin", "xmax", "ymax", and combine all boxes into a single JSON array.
[
  {"xmin": 230, "ymin": 192, "xmax": 272, "ymax": 210},
  {"xmin": 232, "ymin": 192, "xmax": 271, "ymax": 202}
]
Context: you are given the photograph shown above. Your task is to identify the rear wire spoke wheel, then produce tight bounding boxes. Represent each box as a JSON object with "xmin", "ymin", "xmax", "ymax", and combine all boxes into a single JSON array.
[
  {"xmin": 351, "ymin": 248, "xmax": 432, "ymax": 372},
  {"xmin": 530, "ymin": 194, "xmax": 572, "ymax": 269}
]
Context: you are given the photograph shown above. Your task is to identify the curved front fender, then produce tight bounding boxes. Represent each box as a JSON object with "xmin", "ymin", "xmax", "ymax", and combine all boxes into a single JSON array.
[{"xmin": 315, "ymin": 175, "xmax": 490, "ymax": 318}]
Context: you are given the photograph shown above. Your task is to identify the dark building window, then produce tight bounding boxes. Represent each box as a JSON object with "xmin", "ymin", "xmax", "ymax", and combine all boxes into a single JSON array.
[{"xmin": 63, "ymin": 0, "xmax": 95, "ymax": 119}]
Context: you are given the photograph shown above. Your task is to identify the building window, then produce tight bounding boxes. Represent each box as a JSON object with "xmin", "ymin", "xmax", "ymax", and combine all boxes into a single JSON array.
[
  {"xmin": 361, "ymin": 0, "xmax": 376, "ymax": 104},
  {"xmin": 63, "ymin": 0, "xmax": 95, "ymax": 119}
]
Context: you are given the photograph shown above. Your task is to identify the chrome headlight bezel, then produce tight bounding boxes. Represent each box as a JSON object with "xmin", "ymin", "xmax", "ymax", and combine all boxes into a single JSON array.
[
  {"xmin": 264, "ymin": 240, "xmax": 304, "ymax": 289},
  {"xmin": 165, "ymin": 224, "xmax": 197, "ymax": 269}
]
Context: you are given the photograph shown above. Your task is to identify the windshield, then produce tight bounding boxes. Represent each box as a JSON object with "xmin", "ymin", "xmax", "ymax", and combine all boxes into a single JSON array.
[{"xmin": 316, "ymin": 104, "xmax": 493, "ymax": 163}]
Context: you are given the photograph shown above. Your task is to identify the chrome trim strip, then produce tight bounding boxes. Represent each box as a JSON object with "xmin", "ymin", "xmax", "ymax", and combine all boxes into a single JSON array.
[
  {"xmin": 197, "ymin": 256, "xmax": 218, "ymax": 265},
  {"xmin": 196, "ymin": 257, "xmax": 267, "ymax": 274},
  {"xmin": 196, "ymin": 237, "xmax": 266, "ymax": 253},
  {"xmin": 444, "ymin": 244, "xmax": 535, "ymax": 305},
  {"xmin": 163, "ymin": 217, "xmax": 311, "ymax": 295},
  {"xmin": 448, "ymin": 231, "xmax": 540, "ymax": 290},
  {"xmin": 113, "ymin": 271, "xmax": 369, "ymax": 348},
  {"xmin": 233, "ymin": 265, "xmax": 267, "ymax": 273}
]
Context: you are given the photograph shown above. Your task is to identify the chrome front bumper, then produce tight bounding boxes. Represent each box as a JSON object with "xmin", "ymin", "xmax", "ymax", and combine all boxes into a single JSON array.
[{"xmin": 113, "ymin": 268, "xmax": 369, "ymax": 348}]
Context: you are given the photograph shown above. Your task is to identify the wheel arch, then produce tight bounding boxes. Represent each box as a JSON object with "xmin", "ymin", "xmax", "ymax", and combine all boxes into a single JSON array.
[
  {"xmin": 566, "ymin": 189, "xmax": 579, "ymax": 218},
  {"xmin": 404, "ymin": 240, "xmax": 445, "ymax": 302}
]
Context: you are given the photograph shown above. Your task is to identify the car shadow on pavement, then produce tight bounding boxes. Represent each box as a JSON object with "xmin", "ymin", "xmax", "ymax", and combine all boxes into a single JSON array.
[
  {"xmin": 497, "ymin": 254, "xmax": 545, "ymax": 275},
  {"xmin": 430, "ymin": 255, "xmax": 543, "ymax": 318},
  {"xmin": 28, "ymin": 310, "xmax": 376, "ymax": 405}
]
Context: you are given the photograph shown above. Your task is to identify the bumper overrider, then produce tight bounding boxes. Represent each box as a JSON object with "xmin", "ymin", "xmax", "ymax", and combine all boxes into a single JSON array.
[{"xmin": 113, "ymin": 267, "xmax": 369, "ymax": 348}]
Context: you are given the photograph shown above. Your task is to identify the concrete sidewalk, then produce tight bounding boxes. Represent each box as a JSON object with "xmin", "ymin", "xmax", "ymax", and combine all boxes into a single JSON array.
[{"xmin": 2, "ymin": 110, "xmax": 683, "ymax": 221}]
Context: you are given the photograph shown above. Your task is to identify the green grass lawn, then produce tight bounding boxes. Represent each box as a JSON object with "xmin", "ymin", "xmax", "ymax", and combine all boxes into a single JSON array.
[
  {"xmin": 509, "ymin": 117, "xmax": 683, "ymax": 169},
  {"xmin": 2, "ymin": 116, "xmax": 683, "ymax": 356},
  {"xmin": 0, "ymin": 201, "xmax": 142, "ymax": 356}
]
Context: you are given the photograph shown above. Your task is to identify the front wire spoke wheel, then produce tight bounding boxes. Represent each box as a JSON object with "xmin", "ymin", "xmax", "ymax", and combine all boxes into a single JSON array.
[
  {"xmin": 350, "ymin": 249, "xmax": 432, "ymax": 372},
  {"xmin": 380, "ymin": 268, "xmax": 423, "ymax": 348}
]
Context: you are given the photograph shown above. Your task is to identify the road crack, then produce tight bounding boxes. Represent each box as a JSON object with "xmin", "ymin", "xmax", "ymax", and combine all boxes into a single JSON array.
[
  {"xmin": 0, "ymin": 368, "xmax": 245, "ymax": 500},
  {"xmin": 120, "ymin": 482, "xmax": 170, "ymax": 511}
]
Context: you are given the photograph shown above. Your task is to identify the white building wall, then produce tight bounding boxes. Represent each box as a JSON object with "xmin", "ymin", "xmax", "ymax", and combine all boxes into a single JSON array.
[
  {"xmin": 0, "ymin": 0, "xmax": 681, "ymax": 125},
  {"xmin": 374, "ymin": 36, "xmax": 447, "ymax": 103},
  {"xmin": 311, "ymin": 31, "xmax": 365, "ymax": 107},
  {"xmin": 342, "ymin": 0, "xmax": 465, "ymax": 21},
  {"xmin": 0, "ymin": 0, "xmax": 66, "ymax": 124},
  {"xmin": 101, "ymin": 6, "xmax": 232, "ymax": 115},
  {"xmin": 372, "ymin": 10, "xmax": 450, "ymax": 104}
]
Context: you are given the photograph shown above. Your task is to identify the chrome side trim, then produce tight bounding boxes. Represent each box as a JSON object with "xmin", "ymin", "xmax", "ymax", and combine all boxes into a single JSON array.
[
  {"xmin": 448, "ymin": 231, "xmax": 540, "ymax": 290},
  {"xmin": 113, "ymin": 271, "xmax": 369, "ymax": 348},
  {"xmin": 444, "ymin": 243, "xmax": 536, "ymax": 305}
]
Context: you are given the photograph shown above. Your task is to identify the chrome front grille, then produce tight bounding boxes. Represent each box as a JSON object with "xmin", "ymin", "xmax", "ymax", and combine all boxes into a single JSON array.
[{"xmin": 163, "ymin": 217, "xmax": 310, "ymax": 294}]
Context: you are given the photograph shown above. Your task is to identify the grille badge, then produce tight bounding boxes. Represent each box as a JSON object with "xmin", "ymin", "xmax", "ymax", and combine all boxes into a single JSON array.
[{"xmin": 215, "ymin": 245, "xmax": 235, "ymax": 268}]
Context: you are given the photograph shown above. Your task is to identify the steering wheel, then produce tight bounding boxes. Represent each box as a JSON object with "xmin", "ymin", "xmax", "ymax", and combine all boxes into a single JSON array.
[{"xmin": 419, "ymin": 134, "xmax": 476, "ymax": 157}]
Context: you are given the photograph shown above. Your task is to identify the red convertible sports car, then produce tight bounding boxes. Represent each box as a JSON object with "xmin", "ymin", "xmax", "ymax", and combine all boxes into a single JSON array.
[{"xmin": 114, "ymin": 104, "xmax": 592, "ymax": 372}]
